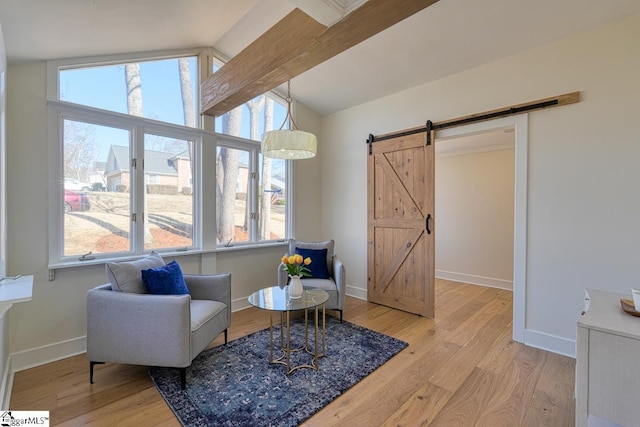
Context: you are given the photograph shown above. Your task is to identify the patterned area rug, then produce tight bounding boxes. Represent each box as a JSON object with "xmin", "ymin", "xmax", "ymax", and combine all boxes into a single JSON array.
[{"xmin": 150, "ymin": 316, "xmax": 408, "ymax": 426}]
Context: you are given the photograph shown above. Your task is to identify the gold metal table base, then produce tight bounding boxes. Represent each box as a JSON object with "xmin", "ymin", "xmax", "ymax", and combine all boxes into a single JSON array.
[{"xmin": 269, "ymin": 303, "xmax": 326, "ymax": 374}]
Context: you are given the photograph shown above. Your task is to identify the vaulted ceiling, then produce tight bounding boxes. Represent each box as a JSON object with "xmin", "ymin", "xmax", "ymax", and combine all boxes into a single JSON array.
[{"xmin": 1, "ymin": 0, "xmax": 639, "ymax": 116}]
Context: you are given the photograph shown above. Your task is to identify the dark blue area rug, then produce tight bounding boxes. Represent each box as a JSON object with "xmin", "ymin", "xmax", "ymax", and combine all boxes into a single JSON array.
[{"xmin": 150, "ymin": 316, "xmax": 408, "ymax": 427}]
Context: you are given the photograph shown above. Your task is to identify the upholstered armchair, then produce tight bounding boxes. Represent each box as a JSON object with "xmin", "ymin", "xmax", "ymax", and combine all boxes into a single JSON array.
[
  {"xmin": 277, "ymin": 239, "xmax": 346, "ymax": 321},
  {"xmin": 87, "ymin": 252, "xmax": 231, "ymax": 389}
]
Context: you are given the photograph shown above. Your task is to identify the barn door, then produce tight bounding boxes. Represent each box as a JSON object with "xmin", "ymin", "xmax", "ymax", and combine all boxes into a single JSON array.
[{"xmin": 367, "ymin": 128, "xmax": 434, "ymax": 317}]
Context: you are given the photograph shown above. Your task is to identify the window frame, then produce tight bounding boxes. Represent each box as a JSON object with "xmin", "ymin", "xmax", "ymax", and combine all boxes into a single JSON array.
[
  {"xmin": 47, "ymin": 99, "xmax": 205, "ymax": 266},
  {"xmin": 214, "ymin": 132, "xmax": 291, "ymax": 249},
  {"xmin": 47, "ymin": 48, "xmax": 293, "ymax": 270},
  {"xmin": 210, "ymin": 71, "xmax": 293, "ymax": 248}
]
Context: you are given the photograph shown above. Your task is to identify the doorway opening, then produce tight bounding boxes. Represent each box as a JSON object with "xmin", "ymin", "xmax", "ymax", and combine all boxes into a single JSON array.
[{"xmin": 434, "ymin": 114, "xmax": 528, "ymax": 342}]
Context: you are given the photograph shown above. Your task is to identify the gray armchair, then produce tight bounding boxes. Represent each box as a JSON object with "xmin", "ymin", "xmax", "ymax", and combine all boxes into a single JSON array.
[
  {"xmin": 87, "ymin": 258, "xmax": 231, "ymax": 389},
  {"xmin": 278, "ymin": 239, "xmax": 346, "ymax": 321}
]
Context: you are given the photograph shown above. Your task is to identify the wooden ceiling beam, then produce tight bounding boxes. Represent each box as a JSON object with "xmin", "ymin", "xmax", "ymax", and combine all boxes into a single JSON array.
[
  {"xmin": 201, "ymin": 0, "xmax": 440, "ymax": 117},
  {"xmin": 201, "ymin": 9, "xmax": 326, "ymax": 117}
]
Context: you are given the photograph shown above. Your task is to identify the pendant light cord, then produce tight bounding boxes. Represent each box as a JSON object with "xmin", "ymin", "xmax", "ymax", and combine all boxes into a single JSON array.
[{"xmin": 276, "ymin": 81, "xmax": 299, "ymax": 131}]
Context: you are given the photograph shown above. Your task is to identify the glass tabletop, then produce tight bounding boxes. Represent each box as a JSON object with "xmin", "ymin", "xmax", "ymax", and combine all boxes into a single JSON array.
[{"xmin": 248, "ymin": 286, "xmax": 329, "ymax": 312}]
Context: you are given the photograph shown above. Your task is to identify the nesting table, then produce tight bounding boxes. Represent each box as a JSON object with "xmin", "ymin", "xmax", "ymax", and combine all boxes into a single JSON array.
[{"xmin": 248, "ymin": 286, "xmax": 328, "ymax": 374}]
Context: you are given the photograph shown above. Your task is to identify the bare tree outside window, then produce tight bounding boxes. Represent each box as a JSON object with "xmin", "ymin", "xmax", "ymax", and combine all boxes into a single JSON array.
[
  {"xmin": 178, "ymin": 58, "xmax": 196, "ymax": 129},
  {"xmin": 212, "ymin": 56, "xmax": 287, "ymax": 245},
  {"xmin": 124, "ymin": 63, "xmax": 143, "ymax": 116},
  {"xmin": 217, "ymin": 108, "xmax": 242, "ymax": 244},
  {"xmin": 178, "ymin": 57, "xmax": 196, "ymax": 196},
  {"xmin": 63, "ymin": 120, "xmax": 97, "ymax": 183},
  {"xmin": 260, "ymin": 97, "xmax": 274, "ymax": 240},
  {"xmin": 124, "ymin": 62, "xmax": 155, "ymax": 245},
  {"xmin": 245, "ymin": 95, "xmax": 265, "ymax": 232}
]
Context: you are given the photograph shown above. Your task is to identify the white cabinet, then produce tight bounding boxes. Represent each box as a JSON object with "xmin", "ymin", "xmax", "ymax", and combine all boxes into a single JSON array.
[{"xmin": 576, "ymin": 289, "xmax": 640, "ymax": 427}]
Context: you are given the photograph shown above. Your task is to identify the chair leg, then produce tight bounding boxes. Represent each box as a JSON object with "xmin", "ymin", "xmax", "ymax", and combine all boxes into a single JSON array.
[
  {"xmin": 89, "ymin": 361, "xmax": 105, "ymax": 384},
  {"xmin": 339, "ymin": 310, "xmax": 343, "ymax": 323},
  {"xmin": 224, "ymin": 329, "xmax": 228, "ymax": 345},
  {"xmin": 180, "ymin": 368, "xmax": 187, "ymax": 390}
]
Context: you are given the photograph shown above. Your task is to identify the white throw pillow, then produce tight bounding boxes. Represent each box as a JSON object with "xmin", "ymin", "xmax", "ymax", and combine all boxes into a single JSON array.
[{"xmin": 106, "ymin": 251, "xmax": 165, "ymax": 293}]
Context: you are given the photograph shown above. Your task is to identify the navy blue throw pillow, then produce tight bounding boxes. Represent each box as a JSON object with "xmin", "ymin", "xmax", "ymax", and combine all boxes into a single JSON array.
[
  {"xmin": 295, "ymin": 247, "xmax": 330, "ymax": 279},
  {"xmin": 141, "ymin": 260, "xmax": 190, "ymax": 295}
]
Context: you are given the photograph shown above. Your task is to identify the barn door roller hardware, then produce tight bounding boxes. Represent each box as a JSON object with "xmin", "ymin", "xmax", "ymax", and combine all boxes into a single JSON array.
[
  {"xmin": 366, "ymin": 125, "xmax": 428, "ymax": 154},
  {"xmin": 366, "ymin": 91, "xmax": 580, "ymax": 153}
]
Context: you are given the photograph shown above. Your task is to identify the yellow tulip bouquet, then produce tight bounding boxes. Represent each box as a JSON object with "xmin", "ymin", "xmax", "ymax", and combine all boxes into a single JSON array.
[{"xmin": 281, "ymin": 253, "xmax": 312, "ymax": 277}]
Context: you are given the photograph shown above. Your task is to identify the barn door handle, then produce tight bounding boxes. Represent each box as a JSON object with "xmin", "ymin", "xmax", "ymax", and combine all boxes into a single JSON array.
[{"xmin": 426, "ymin": 214, "xmax": 432, "ymax": 234}]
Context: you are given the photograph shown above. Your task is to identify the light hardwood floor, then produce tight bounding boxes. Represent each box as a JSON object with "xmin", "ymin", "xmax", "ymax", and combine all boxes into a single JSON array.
[{"xmin": 10, "ymin": 280, "xmax": 575, "ymax": 426}]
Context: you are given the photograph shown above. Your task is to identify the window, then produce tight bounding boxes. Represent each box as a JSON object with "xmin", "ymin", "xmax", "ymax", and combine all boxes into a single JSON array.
[
  {"xmin": 214, "ymin": 93, "xmax": 288, "ymax": 141},
  {"xmin": 59, "ymin": 57, "xmax": 198, "ymax": 128},
  {"xmin": 143, "ymin": 133, "xmax": 194, "ymax": 250},
  {"xmin": 214, "ymin": 141, "xmax": 287, "ymax": 246},
  {"xmin": 213, "ymin": 57, "xmax": 288, "ymax": 142},
  {"xmin": 63, "ymin": 118, "xmax": 132, "ymax": 256},
  {"xmin": 213, "ymin": 58, "xmax": 290, "ymax": 247},
  {"xmin": 258, "ymin": 154, "xmax": 287, "ymax": 241},
  {"xmin": 54, "ymin": 108, "xmax": 199, "ymax": 261},
  {"xmin": 48, "ymin": 50, "xmax": 293, "ymax": 266},
  {"xmin": 50, "ymin": 53, "xmax": 202, "ymax": 264}
]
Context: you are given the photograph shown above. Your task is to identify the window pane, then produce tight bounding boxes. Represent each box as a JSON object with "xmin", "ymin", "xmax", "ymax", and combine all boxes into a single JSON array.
[
  {"xmin": 59, "ymin": 56, "xmax": 198, "ymax": 127},
  {"xmin": 144, "ymin": 134, "xmax": 194, "ymax": 250},
  {"xmin": 258, "ymin": 156, "xmax": 286, "ymax": 241},
  {"xmin": 63, "ymin": 120, "xmax": 131, "ymax": 256},
  {"xmin": 216, "ymin": 146, "xmax": 250, "ymax": 245},
  {"xmin": 214, "ymin": 94, "xmax": 288, "ymax": 141}
]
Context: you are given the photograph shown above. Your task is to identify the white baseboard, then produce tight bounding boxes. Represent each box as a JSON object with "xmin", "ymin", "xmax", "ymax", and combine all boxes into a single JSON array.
[
  {"xmin": 1, "ymin": 336, "xmax": 86, "ymax": 409},
  {"xmin": 346, "ymin": 285, "xmax": 367, "ymax": 300},
  {"xmin": 524, "ymin": 329, "xmax": 576, "ymax": 358},
  {"xmin": 231, "ymin": 296, "xmax": 252, "ymax": 312},
  {"xmin": 10, "ymin": 336, "xmax": 86, "ymax": 374},
  {"xmin": 436, "ymin": 270, "xmax": 513, "ymax": 290}
]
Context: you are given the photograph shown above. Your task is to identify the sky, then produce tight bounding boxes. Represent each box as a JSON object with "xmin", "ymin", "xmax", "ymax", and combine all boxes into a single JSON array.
[
  {"xmin": 60, "ymin": 57, "xmax": 197, "ymax": 126},
  {"xmin": 59, "ymin": 56, "xmax": 288, "ymax": 175}
]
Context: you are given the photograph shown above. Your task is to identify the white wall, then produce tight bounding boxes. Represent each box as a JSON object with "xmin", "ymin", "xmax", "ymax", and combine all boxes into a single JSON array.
[
  {"xmin": 291, "ymin": 99, "xmax": 325, "ymax": 242},
  {"xmin": 4, "ymin": 60, "xmax": 323, "ymax": 369},
  {"xmin": 436, "ymin": 148, "xmax": 515, "ymax": 290},
  {"xmin": 320, "ymin": 13, "xmax": 640, "ymax": 356}
]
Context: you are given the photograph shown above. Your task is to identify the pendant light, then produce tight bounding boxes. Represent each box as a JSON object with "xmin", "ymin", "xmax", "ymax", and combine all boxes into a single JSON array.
[{"xmin": 261, "ymin": 81, "xmax": 317, "ymax": 159}]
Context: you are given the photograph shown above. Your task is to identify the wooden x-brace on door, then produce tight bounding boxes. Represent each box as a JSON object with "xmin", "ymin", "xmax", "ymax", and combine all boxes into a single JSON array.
[{"xmin": 367, "ymin": 127, "xmax": 435, "ymax": 317}]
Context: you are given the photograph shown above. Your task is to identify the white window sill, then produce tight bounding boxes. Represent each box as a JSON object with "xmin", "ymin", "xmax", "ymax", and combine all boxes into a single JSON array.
[
  {"xmin": 47, "ymin": 241, "xmax": 289, "ymax": 280},
  {"xmin": 0, "ymin": 275, "xmax": 34, "ymax": 319}
]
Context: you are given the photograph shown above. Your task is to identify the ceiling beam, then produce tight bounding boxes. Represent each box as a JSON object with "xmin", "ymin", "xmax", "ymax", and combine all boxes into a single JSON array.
[
  {"xmin": 201, "ymin": 0, "xmax": 440, "ymax": 117},
  {"xmin": 201, "ymin": 9, "xmax": 326, "ymax": 117}
]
